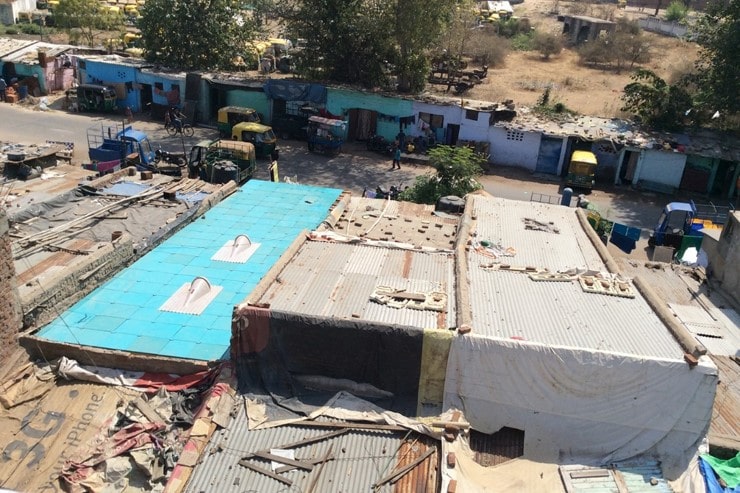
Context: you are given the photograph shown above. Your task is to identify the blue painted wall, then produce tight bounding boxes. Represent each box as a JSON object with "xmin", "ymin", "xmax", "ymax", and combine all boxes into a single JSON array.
[
  {"xmin": 327, "ymin": 88, "xmax": 413, "ymax": 141},
  {"xmin": 80, "ymin": 59, "xmax": 138, "ymax": 110},
  {"xmin": 136, "ymin": 71, "xmax": 185, "ymax": 111}
]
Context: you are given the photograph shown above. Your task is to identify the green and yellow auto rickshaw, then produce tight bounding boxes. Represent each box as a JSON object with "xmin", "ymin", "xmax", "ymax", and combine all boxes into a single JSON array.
[
  {"xmin": 566, "ymin": 150, "xmax": 598, "ymax": 190},
  {"xmin": 217, "ymin": 106, "xmax": 261, "ymax": 137},
  {"xmin": 231, "ymin": 122, "xmax": 278, "ymax": 159},
  {"xmin": 75, "ymin": 84, "xmax": 117, "ymax": 112}
]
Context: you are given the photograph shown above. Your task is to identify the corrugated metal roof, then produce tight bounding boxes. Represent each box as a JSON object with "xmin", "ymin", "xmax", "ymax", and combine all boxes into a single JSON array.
[
  {"xmin": 0, "ymin": 38, "xmax": 36, "ymax": 59},
  {"xmin": 467, "ymin": 253, "xmax": 685, "ymax": 358},
  {"xmin": 184, "ymin": 404, "xmax": 439, "ymax": 493},
  {"xmin": 259, "ymin": 241, "xmax": 455, "ymax": 329},
  {"xmin": 471, "ymin": 195, "xmax": 605, "ymax": 272},
  {"xmin": 709, "ymin": 355, "xmax": 740, "ymax": 449},
  {"xmin": 560, "ymin": 461, "xmax": 673, "ymax": 493}
]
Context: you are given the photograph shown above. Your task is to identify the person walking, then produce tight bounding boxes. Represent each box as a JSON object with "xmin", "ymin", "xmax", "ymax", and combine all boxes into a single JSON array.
[
  {"xmin": 0, "ymin": 78, "xmax": 6, "ymax": 102},
  {"xmin": 391, "ymin": 145, "xmax": 401, "ymax": 170}
]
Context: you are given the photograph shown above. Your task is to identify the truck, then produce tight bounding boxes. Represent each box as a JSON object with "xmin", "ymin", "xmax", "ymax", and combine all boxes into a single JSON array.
[
  {"xmin": 188, "ymin": 139, "xmax": 256, "ymax": 185},
  {"xmin": 87, "ymin": 124, "xmax": 157, "ymax": 169},
  {"xmin": 648, "ymin": 200, "xmax": 734, "ymax": 248}
]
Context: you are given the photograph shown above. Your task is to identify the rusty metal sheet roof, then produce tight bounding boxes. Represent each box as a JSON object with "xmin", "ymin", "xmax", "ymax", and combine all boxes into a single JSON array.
[
  {"xmin": 183, "ymin": 403, "xmax": 439, "ymax": 493},
  {"xmin": 709, "ymin": 355, "xmax": 740, "ymax": 449},
  {"xmin": 257, "ymin": 241, "xmax": 455, "ymax": 329}
]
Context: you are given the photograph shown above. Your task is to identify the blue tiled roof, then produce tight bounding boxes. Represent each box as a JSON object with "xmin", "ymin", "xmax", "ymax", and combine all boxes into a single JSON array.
[{"xmin": 38, "ymin": 180, "xmax": 342, "ymax": 361}]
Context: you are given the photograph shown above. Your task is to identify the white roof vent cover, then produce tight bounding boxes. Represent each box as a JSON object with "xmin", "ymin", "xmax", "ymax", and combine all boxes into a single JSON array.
[
  {"xmin": 160, "ymin": 276, "xmax": 223, "ymax": 315},
  {"xmin": 211, "ymin": 234, "xmax": 260, "ymax": 263}
]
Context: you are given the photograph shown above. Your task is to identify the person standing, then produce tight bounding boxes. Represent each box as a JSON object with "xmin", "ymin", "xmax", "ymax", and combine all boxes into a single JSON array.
[
  {"xmin": 391, "ymin": 145, "xmax": 401, "ymax": 170},
  {"xmin": 0, "ymin": 78, "xmax": 6, "ymax": 102}
]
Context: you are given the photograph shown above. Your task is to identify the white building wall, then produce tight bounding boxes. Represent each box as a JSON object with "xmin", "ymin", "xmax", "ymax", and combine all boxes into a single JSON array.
[
  {"xmin": 488, "ymin": 126, "xmax": 542, "ymax": 171},
  {"xmin": 410, "ymin": 101, "xmax": 461, "ymax": 141},
  {"xmin": 635, "ymin": 150, "xmax": 687, "ymax": 188},
  {"xmin": 458, "ymin": 108, "xmax": 491, "ymax": 141},
  {"xmin": 11, "ymin": 0, "xmax": 36, "ymax": 22}
]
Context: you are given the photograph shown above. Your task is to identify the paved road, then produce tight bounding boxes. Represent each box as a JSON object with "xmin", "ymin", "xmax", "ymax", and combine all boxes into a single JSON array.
[{"xmin": 0, "ymin": 101, "xmax": 667, "ymax": 234}]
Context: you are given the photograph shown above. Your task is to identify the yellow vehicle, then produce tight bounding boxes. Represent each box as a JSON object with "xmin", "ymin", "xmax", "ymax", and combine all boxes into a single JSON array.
[
  {"xmin": 231, "ymin": 122, "xmax": 278, "ymax": 159},
  {"xmin": 566, "ymin": 150, "xmax": 598, "ymax": 189},
  {"xmin": 217, "ymin": 106, "xmax": 261, "ymax": 137},
  {"xmin": 123, "ymin": 32, "xmax": 141, "ymax": 48},
  {"xmin": 124, "ymin": 5, "xmax": 139, "ymax": 17},
  {"xmin": 244, "ymin": 40, "xmax": 270, "ymax": 69},
  {"xmin": 188, "ymin": 139, "xmax": 257, "ymax": 185}
]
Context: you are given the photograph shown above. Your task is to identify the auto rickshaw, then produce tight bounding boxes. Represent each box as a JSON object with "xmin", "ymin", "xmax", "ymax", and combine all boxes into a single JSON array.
[
  {"xmin": 188, "ymin": 139, "xmax": 256, "ymax": 185},
  {"xmin": 74, "ymin": 84, "xmax": 117, "ymax": 112},
  {"xmin": 231, "ymin": 122, "xmax": 278, "ymax": 159},
  {"xmin": 217, "ymin": 106, "xmax": 261, "ymax": 137},
  {"xmin": 566, "ymin": 150, "xmax": 598, "ymax": 190},
  {"xmin": 307, "ymin": 116, "xmax": 346, "ymax": 155}
]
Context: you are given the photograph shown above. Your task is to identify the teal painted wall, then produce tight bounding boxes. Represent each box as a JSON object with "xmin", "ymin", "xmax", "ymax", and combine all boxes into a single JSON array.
[
  {"xmin": 13, "ymin": 65, "xmax": 45, "ymax": 93},
  {"xmin": 327, "ymin": 88, "xmax": 413, "ymax": 141},
  {"xmin": 226, "ymin": 90, "xmax": 270, "ymax": 123}
]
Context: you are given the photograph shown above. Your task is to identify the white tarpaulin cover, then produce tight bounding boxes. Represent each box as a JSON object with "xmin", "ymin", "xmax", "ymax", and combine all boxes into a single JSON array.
[{"xmin": 443, "ymin": 335, "xmax": 718, "ymax": 479}]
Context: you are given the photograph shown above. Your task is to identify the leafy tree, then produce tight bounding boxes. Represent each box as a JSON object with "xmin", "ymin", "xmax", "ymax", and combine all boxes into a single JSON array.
[
  {"xmin": 400, "ymin": 145, "xmax": 484, "ymax": 204},
  {"xmin": 279, "ymin": 0, "xmax": 395, "ymax": 88},
  {"xmin": 138, "ymin": 0, "xmax": 256, "ymax": 71},
  {"xmin": 689, "ymin": 0, "xmax": 740, "ymax": 127},
  {"xmin": 532, "ymin": 31, "xmax": 562, "ymax": 59},
  {"xmin": 54, "ymin": 0, "xmax": 124, "ymax": 47},
  {"xmin": 621, "ymin": 69, "xmax": 692, "ymax": 130}
]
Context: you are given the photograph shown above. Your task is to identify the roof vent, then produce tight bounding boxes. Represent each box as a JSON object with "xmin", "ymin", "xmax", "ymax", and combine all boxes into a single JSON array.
[
  {"xmin": 160, "ymin": 276, "xmax": 223, "ymax": 315},
  {"xmin": 211, "ymin": 234, "xmax": 260, "ymax": 263}
]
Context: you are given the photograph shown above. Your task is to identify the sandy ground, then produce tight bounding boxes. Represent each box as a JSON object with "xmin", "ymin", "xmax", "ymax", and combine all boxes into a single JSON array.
[{"xmin": 428, "ymin": 0, "xmax": 700, "ymax": 117}]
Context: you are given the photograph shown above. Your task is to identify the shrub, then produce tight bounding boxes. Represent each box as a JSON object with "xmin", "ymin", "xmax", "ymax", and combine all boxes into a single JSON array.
[
  {"xmin": 665, "ymin": 0, "xmax": 689, "ymax": 22},
  {"xmin": 496, "ymin": 17, "xmax": 531, "ymax": 38},
  {"xmin": 19, "ymin": 23, "xmax": 42, "ymax": 35},
  {"xmin": 6, "ymin": 27, "xmax": 19, "ymax": 35},
  {"xmin": 532, "ymin": 31, "xmax": 563, "ymax": 59},
  {"xmin": 510, "ymin": 32, "xmax": 534, "ymax": 51},
  {"xmin": 466, "ymin": 31, "xmax": 510, "ymax": 67}
]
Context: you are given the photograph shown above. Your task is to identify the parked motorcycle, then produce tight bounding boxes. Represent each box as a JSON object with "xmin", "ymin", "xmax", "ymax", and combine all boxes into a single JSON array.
[
  {"xmin": 366, "ymin": 134, "xmax": 393, "ymax": 155},
  {"xmin": 363, "ymin": 184, "xmax": 404, "ymax": 200}
]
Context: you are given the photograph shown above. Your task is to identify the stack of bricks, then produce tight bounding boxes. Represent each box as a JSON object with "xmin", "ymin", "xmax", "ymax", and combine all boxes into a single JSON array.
[{"xmin": 0, "ymin": 210, "xmax": 23, "ymax": 364}]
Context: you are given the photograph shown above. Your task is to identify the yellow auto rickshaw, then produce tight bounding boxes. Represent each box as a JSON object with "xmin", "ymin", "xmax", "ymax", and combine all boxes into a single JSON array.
[
  {"xmin": 566, "ymin": 150, "xmax": 598, "ymax": 189},
  {"xmin": 231, "ymin": 122, "xmax": 278, "ymax": 159},
  {"xmin": 217, "ymin": 106, "xmax": 261, "ymax": 137}
]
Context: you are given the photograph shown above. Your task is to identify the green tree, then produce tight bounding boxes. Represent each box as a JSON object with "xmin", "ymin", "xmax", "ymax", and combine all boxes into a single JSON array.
[
  {"xmin": 394, "ymin": 0, "xmax": 459, "ymax": 93},
  {"xmin": 690, "ymin": 0, "xmax": 740, "ymax": 127},
  {"xmin": 532, "ymin": 31, "xmax": 563, "ymax": 59},
  {"xmin": 400, "ymin": 145, "xmax": 484, "ymax": 204},
  {"xmin": 280, "ymin": 0, "xmax": 395, "ymax": 88},
  {"xmin": 621, "ymin": 69, "xmax": 692, "ymax": 130},
  {"xmin": 138, "ymin": 0, "xmax": 256, "ymax": 71},
  {"xmin": 54, "ymin": 0, "xmax": 124, "ymax": 47}
]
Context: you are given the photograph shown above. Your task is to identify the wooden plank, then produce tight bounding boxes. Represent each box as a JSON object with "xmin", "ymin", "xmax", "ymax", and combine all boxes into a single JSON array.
[
  {"xmin": 611, "ymin": 468, "xmax": 630, "ymax": 493},
  {"xmin": 237, "ymin": 460, "xmax": 293, "ymax": 486},
  {"xmin": 253, "ymin": 451, "xmax": 314, "ymax": 471},
  {"xmin": 569, "ymin": 469, "xmax": 610, "ymax": 479},
  {"xmin": 373, "ymin": 447, "xmax": 435, "ymax": 487},
  {"xmin": 288, "ymin": 420, "xmax": 407, "ymax": 432},
  {"xmin": 306, "ymin": 446, "xmax": 333, "ymax": 493},
  {"xmin": 241, "ymin": 429, "xmax": 349, "ymax": 460},
  {"xmin": 275, "ymin": 455, "xmax": 334, "ymax": 474}
]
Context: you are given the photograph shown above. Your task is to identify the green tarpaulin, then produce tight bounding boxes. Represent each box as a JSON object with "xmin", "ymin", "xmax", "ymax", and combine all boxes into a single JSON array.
[{"xmin": 702, "ymin": 452, "xmax": 740, "ymax": 488}]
